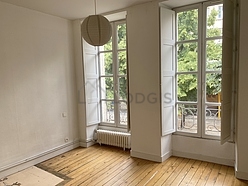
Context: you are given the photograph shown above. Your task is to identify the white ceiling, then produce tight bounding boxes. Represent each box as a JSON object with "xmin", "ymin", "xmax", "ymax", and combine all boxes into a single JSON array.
[{"xmin": 0, "ymin": 0, "xmax": 207, "ymax": 20}]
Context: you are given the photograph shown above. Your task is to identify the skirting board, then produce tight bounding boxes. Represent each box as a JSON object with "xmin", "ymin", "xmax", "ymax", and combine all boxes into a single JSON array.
[
  {"xmin": 131, "ymin": 150, "xmax": 172, "ymax": 162},
  {"xmin": 173, "ymin": 150, "xmax": 235, "ymax": 167},
  {"xmin": 79, "ymin": 140, "xmax": 96, "ymax": 148},
  {"xmin": 0, "ymin": 141, "xmax": 79, "ymax": 179},
  {"xmin": 235, "ymin": 170, "xmax": 248, "ymax": 181}
]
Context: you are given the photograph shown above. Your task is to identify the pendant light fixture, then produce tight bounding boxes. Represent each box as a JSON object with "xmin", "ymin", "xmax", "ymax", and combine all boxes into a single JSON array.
[{"xmin": 81, "ymin": 0, "xmax": 112, "ymax": 46}]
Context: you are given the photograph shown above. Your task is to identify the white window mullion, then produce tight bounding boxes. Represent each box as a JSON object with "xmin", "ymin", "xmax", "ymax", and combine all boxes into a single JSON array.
[
  {"xmin": 112, "ymin": 22, "xmax": 120, "ymax": 127},
  {"xmin": 201, "ymin": 1, "xmax": 208, "ymax": 138},
  {"xmin": 176, "ymin": 39, "xmax": 199, "ymax": 44},
  {"xmin": 206, "ymin": 36, "xmax": 223, "ymax": 41}
]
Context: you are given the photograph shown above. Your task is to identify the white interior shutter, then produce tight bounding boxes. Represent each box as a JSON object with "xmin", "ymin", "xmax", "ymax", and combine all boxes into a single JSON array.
[
  {"xmin": 221, "ymin": 0, "xmax": 235, "ymax": 144},
  {"xmin": 82, "ymin": 40, "xmax": 100, "ymax": 126},
  {"xmin": 160, "ymin": 7, "xmax": 176, "ymax": 136}
]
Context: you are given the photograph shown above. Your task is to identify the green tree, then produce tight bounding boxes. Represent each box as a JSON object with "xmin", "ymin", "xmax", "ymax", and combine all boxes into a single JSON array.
[
  {"xmin": 177, "ymin": 7, "xmax": 222, "ymax": 101},
  {"xmin": 102, "ymin": 23, "xmax": 127, "ymax": 101}
]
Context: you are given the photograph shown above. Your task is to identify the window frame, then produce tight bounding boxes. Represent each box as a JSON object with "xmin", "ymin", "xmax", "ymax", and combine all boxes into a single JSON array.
[
  {"xmin": 175, "ymin": 4, "xmax": 202, "ymax": 138},
  {"xmin": 98, "ymin": 19, "xmax": 128, "ymax": 129},
  {"xmin": 202, "ymin": 0, "xmax": 223, "ymax": 140},
  {"xmin": 174, "ymin": 0, "xmax": 224, "ymax": 140}
]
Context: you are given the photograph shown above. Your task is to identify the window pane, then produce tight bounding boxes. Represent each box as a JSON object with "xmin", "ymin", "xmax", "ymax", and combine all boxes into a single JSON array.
[
  {"xmin": 118, "ymin": 51, "xmax": 127, "ymax": 75},
  {"xmin": 177, "ymin": 74, "xmax": 197, "ymax": 102},
  {"xmin": 118, "ymin": 77, "xmax": 127, "ymax": 100},
  {"xmin": 206, "ymin": 73, "xmax": 222, "ymax": 97},
  {"xmin": 177, "ymin": 104, "xmax": 198, "ymax": 133},
  {"xmin": 100, "ymin": 52, "xmax": 113, "ymax": 75},
  {"xmin": 205, "ymin": 106, "xmax": 221, "ymax": 136},
  {"xmin": 105, "ymin": 37, "xmax": 113, "ymax": 51},
  {"xmin": 206, "ymin": 4, "xmax": 223, "ymax": 38},
  {"xmin": 99, "ymin": 37, "xmax": 112, "ymax": 51},
  {"xmin": 100, "ymin": 77, "xmax": 114, "ymax": 99},
  {"xmin": 177, "ymin": 42, "xmax": 198, "ymax": 72},
  {"xmin": 119, "ymin": 101, "xmax": 128, "ymax": 125},
  {"xmin": 117, "ymin": 24, "xmax": 126, "ymax": 49},
  {"xmin": 206, "ymin": 39, "xmax": 222, "ymax": 71},
  {"xmin": 177, "ymin": 9, "xmax": 198, "ymax": 41},
  {"xmin": 101, "ymin": 101, "xmax": 115, "ymax": 123}
]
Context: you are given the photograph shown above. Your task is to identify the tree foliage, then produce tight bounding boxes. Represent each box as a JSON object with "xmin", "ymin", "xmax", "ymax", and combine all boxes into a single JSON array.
[
  {"xmin": 102, "ymin": 7, "xmax": 222, "ymax": 104},
  {"xmin": 101, "ymin": 23, "xmax": 127, "ymax": 101},
  {"xmin": 177, "ymin": 7, "xmax": 222, "ymax": 101}
]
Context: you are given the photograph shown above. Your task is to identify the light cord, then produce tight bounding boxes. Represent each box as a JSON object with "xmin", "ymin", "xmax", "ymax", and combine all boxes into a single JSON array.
[{"xmin": 94, "ymin": 0, "xmax": 96, "ymax": 15}]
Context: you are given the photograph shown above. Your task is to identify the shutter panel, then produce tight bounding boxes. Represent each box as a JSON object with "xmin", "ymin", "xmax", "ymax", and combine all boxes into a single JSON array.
[
  {"xmin": 82, "ymin": 40, "xmax": 100, "ymax": 126},
  {"xmin": 160, "ymin": 7, "xmax": 176, "ymax": 136},
  {"xmin": 221, "ymin": 0, "xmax": 235, "ymax": 144}
]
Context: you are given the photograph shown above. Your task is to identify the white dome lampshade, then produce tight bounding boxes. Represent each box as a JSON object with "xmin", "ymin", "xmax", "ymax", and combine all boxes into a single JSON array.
[{"xmin": 81, "ymin": 15, "xmax": 112, "ymax": 46}]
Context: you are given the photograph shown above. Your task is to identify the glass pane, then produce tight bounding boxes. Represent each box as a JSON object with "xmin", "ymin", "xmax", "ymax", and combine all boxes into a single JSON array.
[
  {"xmin": 100, "ymin": 52, "xmax": 113, "ymax": 75},
  {"xmin": 206, "ymin": 4, "xmax": 223, "ymax": 38},
  {"xmin": 206, "ymin": 73, "xmax": 222, "ymax": 97},
  {"xmin": 118, "ymin": 51, "xmax": 127, "ymax": 75},
  {"xmin": 117, "ymin": 23, "xmax": 126, "ymax": 49},
  {"xmin": 99, "ymin": 37, "xmax": 112, "ymax": 51},
  {"xmin": 177, "ymin": 74, "xmax": 197, "ymax": 102},
  {"xmin": 118, "ymin": 77, "xmax": 127, "ymax": 100},
  {"xmin": 205, "ymin": 106, "xmax": 221, "ymax": 136},
  {"xmin": 101, "ymin": 101, "xmax": 114, "ymax": 123},
  {"xmin": 177, "ymin": 42, "xmax": 198, "ymax": 72},
  {"xmin": 177, "ymin": 9, "xmax": 198, "ymax": 41},
  {"xmin": 206, "ymin": 39, "xmax": 222, "ymax": 71},
  {"xmin": 177, "ymin": 104, "xmax": 198, "ymax": 133},
  {"xmin": 104, "ymin": 37, "xmax": 113, "ymax": 51},
  {"xmin": 119, "ymin": 101, "xmax": 128, "ymax": 125},
  {"xmin": 100, "ymin": 77, "xmax": 114, "ymax": 99}
]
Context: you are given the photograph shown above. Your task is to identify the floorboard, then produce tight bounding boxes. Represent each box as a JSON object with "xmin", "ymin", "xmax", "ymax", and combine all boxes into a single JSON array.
[{"xmin": 37, "ymin": 144, "xmax": 248, "ymax": 186}]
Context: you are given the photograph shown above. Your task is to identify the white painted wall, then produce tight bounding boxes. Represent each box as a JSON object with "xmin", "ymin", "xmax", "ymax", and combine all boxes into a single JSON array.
[
  {"xmin": 0, "ymin": 1, "xmax": 78, "ymax": 176},
  {"xmin": 72, "ymin": 20, "xmax": 99, "ymax": 148},
  {"xmin": 236, "ymin": 0, "xmax": 248, "ymax": 180},
  {"xmin": 127, "ymin": 2, "xmax": 168, "ymax": 162},
  {"xmin": 72, "ymin": 20, "xmax": 88, "ymax": 146},
  {"xmin": 172, "ymin": 135, "xmax": 235, "ymax": 166}
]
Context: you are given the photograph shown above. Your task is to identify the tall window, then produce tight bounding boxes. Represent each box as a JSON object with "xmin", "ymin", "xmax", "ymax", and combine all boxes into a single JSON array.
[
  {"xmin": 99, "ymin": 20, "xmax": 128, "ymax": 128},
  {"xmin": 175, "ymin": 1, "xmax": 223, "ymax": 139}
]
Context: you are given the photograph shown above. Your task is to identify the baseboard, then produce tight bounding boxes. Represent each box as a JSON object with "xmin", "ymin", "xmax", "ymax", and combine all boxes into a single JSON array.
[
  {"xmin": 79, "ymin": 139, "xmax": 96, "ymax": 148},
  {"xmin": 161, "ymin": 151, "xmax": 172, "ymax": 162},
  {"xmin": 131, "ymin": 150, "xmax": 170, "ymax": 162},
  {"xmin": 0, "ymin": 140, "xmax": 79, "ymax": 179},
  {"xmin": 172, "ymin": 150, "xmax": 235, "ymax": 167},
  {"xmin": 235, "ymin": 170, "xmax": 248, "ymax": 180}
]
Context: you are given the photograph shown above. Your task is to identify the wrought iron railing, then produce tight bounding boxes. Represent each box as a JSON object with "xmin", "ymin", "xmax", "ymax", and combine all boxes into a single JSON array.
[{"xmin": 178, "ymin": 106, "xmax": 221, "ymax": 134}]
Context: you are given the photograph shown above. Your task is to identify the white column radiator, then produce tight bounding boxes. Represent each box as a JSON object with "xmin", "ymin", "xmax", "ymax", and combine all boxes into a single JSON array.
[{"xmin": 96, "ymin": 129, "xmax": 131, "ymax": 150}]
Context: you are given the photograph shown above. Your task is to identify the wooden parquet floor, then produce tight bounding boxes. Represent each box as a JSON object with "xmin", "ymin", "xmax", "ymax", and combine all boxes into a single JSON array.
[{"xmin": 37, "ymin": 144, "xmax": 248, "ymax": 186}]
